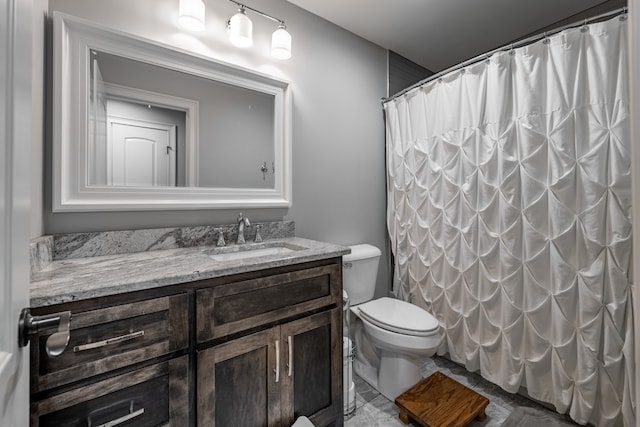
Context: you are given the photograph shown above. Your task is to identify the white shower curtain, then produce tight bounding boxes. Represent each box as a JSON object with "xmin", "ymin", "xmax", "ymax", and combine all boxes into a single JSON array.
[{"xmin": 384, "ymin": 15, "xmax": 634, "ymax": 426}]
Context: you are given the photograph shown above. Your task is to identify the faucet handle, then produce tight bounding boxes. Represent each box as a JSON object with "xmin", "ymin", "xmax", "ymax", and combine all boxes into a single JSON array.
[
  {"xmin": 254, "ymin": 224, "xmax": 263, "ymax": 243},
  {"xmin": 215, "ymin": 228, "xmax": 226, "ymax": 246}
]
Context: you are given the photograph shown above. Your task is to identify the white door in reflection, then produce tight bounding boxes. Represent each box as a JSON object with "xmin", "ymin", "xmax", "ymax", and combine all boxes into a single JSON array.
[{"xmin": 107, "ymin": 117, "xmax": 177, "ymax": 187}]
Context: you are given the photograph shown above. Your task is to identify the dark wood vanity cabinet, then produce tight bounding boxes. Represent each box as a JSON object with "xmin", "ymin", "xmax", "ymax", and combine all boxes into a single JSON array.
[
  {"xmin": 198, "ymin": 308, "xmax": 341, "ymax": 427},
  {"xmin": 29, "ymin": 257, "xmax": 344, "ymax": 427},
  {"xmin": 196, "ymin": 259, "xmax": 343, "ymax": 427}
]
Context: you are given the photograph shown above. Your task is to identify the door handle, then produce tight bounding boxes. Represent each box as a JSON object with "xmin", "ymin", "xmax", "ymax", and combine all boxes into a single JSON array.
[{"xmin": 18, "ymin": 308, "xmax": 71, "ymax": 357}]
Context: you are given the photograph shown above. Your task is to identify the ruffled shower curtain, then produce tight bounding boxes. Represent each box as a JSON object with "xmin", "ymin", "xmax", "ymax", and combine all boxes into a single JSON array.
[{"xmin": 384, "ymin": 15, "xmax": 634, "ymax": 426}]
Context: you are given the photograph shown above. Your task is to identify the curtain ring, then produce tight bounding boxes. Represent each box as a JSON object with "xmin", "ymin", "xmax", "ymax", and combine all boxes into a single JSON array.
[
  {"xmin": 581, "ymin": 18, "xmax": 589, "ymax": 32},
  {"xmin": 543, "ymin": 32, "xmax": 550, "ymax": 45}
]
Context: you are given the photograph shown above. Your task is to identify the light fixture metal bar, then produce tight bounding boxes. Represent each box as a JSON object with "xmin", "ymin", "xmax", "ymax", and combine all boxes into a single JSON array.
[{"xmin": 228, "ymin": 0, "xmax": 285, "ymax": 25}]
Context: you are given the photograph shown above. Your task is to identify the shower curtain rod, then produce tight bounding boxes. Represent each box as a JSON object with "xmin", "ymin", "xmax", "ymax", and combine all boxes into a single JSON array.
[{"xmin": 381, "ymin": 6, "xmax": 627, "ymax": 104}]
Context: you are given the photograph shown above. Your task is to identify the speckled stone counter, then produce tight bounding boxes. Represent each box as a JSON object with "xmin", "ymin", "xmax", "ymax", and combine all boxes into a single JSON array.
[
  {"xmin": 30, "ymin": 237, "xmax": 350, "ymax": 308},
  {"xmin": 30, "ymin": 221, "xmax": 295, "ymax": 268}
]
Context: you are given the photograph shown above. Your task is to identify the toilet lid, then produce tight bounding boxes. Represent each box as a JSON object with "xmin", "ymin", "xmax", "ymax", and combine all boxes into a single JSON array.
[{"xmin": 358, "ymin": 297, "xmax": 439, "ymax": 337}]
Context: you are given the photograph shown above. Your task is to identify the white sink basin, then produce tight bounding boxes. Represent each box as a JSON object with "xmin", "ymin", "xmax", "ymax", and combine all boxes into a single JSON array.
[{"xmin": 204, "ymin": 242, "xmax": 306, "ymax": 262}]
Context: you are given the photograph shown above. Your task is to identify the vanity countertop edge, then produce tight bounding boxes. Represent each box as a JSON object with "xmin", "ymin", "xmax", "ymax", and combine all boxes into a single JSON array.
[{"xmin": 30, "ymin": 237, "xmax": 350, "ymax": 308}]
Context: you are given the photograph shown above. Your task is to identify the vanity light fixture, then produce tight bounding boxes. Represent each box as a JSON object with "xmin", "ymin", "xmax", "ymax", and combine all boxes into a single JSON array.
[
  {"xmin": 272, "ymin": 23, "xmax": 292, "ymax": 60},
  {"xmin": 178, "ymin": 0, "xmax": 205, "ymax": 32},
  {"xmin": 228, "ymin": 6, "xmax": 253, "ymax": 47},
  {"xmin": 226, "ymin": 0, "xmax": 292, "ymax": 59}
]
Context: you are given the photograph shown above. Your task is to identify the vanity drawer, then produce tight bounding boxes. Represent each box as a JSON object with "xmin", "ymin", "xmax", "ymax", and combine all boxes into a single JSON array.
[
  {"xmin": 32, "ymin": 293, "xmax": 189, "ymax": 392},
  {"xmin": 31, "ymin": 355, "xmax": 189, "ymax": 427},
  {"xmin": 197, "ymin": 263, "xmax": 341, "ymax": 343}
]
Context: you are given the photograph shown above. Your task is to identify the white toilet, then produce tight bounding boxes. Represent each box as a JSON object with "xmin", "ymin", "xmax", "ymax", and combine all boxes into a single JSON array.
[{"xmin": 343, "ymin": 244, "xmax": 441, "ymax": 400}]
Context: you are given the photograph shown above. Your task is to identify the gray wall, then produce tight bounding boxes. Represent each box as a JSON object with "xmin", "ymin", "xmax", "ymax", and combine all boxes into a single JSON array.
[
  {"xmin": 41, "ymin": 0, "xmax": 391, "ymax": 298},
  {"xmin": 388, "ymin": 51, "xmax": 434, "ymax": 98}
]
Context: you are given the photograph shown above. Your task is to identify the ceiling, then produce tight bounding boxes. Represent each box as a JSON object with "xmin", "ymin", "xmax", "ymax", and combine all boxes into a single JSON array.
[{"xmin": 287, "ymin": 0, "xmax": 613, "ymax": 72}]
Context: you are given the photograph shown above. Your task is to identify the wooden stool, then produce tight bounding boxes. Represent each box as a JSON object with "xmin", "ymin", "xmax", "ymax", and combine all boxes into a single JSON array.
[{"xmin": 394, "ymin": 371, "xmax": 489, "ymax": 427}]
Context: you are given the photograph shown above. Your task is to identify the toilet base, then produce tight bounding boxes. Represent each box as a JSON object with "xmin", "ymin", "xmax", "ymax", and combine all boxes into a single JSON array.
[
  {"xmin": 354, "ymin": 352, "xmax": 425, "ymax": 401},
  {"xmin": 377, "ymin": 351, "xmax": 424, "ymax": 401}
]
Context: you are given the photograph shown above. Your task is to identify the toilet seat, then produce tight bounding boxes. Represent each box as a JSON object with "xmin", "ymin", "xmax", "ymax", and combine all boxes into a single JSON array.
[{"xmin": 357, "ymin": 297, "xmax": 439, "ymax": 337}]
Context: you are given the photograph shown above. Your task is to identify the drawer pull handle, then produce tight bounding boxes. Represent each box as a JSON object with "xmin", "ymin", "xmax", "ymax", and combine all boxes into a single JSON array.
[
  {"xmin": 274, "ymin": 339, "xmax": 280, "ymax": 383},
  {"xmin": 96, "ymin": 408, "xmax": 144, "ymax": 427},
  {"xmin": 287, "ymin": 336, "xmax": 293, "ymax": 377},
  {"xmin": 73, "ymin": 330, "xmax": 144, "ymax": 352}
]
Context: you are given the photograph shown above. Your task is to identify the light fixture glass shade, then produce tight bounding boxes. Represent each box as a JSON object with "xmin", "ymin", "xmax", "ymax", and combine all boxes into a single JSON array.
[
  {"xmin": 178, "ymin": 0, "xmax": 205, "ymax": 32},
  {"xmin": 271, "ymin": 25, "xmax": 292, "ymax": 60},
  {"xmin": 228, "ymin": 9, "xmax": 253, "ymax": 48}
]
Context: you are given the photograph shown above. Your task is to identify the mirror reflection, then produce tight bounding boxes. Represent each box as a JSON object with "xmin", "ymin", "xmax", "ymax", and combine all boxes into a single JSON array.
[
  {"xmin": 88, "ymin": 51, "xmax": 275, "ymax": 189},
  {"xmin": 53, "ymin": 12, "xmax": 292, "ymax": 211}
]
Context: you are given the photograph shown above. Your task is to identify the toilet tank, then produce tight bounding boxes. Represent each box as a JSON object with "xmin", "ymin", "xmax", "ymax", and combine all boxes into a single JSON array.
[{"xmin": 343, "ymin": 244, "xmax": 382, "ymax": 305}]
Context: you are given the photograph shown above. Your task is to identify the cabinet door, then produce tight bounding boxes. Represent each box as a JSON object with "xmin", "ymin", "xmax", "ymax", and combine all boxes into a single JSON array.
[
  {"xmin": 280, "ymin": 308, "xmax": 342, "ymax": 427},
  {"xmin": 198, "ymin": 328, "xmax": 281, "ymax": 427}
]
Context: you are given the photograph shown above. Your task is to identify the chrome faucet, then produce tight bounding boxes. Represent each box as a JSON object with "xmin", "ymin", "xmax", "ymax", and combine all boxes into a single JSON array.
[{"xmin": 236, "ymin": 213, "xmax": 250, "ymax": 244}]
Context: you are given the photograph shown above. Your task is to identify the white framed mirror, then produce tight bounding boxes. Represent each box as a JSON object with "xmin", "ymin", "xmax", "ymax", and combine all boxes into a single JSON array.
[{"xmin": 52, "ymin": 12, "xmax": 292, "ymax": 212}]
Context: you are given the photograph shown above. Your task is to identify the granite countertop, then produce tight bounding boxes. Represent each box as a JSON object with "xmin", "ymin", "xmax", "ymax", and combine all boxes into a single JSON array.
[{"xmin": 30, "ymin": 237, "xmax": 350, "ymax": 308}]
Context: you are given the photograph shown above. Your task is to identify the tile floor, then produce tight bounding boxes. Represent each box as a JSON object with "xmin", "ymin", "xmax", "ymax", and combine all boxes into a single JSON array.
[{"xmin": 343, "ymin": 356, "xmax": 579, "ymax": 426}]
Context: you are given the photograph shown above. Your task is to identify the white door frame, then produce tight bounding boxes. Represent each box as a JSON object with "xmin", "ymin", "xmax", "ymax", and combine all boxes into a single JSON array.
[
  {"xmin": 0, "ymin": 0, "xmax": 32, "ymax": 425},
  {"xmin": 629, "ymin": 0, "xmax": 640, "ymax": 420}
]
